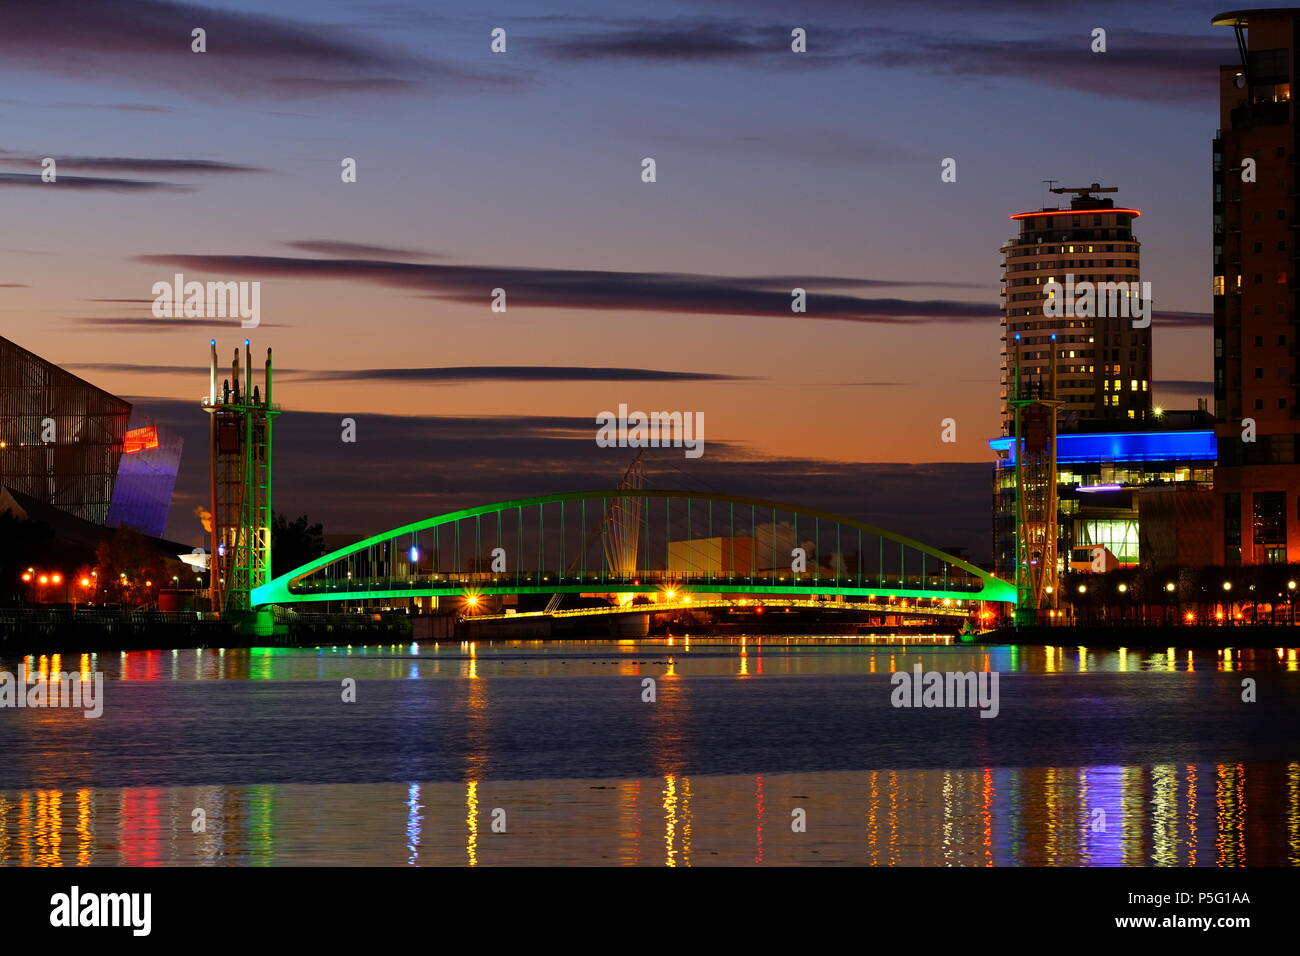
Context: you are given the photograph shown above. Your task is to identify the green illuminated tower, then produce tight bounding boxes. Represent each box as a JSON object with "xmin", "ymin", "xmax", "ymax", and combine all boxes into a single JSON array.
[{"xmin": 202, "ymin": 339, "xmax": 278, "ymax": 628}]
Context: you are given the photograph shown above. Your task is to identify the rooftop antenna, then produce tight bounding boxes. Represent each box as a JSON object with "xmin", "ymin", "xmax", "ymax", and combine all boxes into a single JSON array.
[
  {"xmin": 1049, "ymin": 182, "xmax": 1118, "ymax": 199},
  {"xmin": 1042, "ymin": 179, "xmax": 1058, "ymax": 208}
]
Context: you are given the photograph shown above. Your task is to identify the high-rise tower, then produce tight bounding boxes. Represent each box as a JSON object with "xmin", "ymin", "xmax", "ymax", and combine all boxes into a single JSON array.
[
  {"xmin": 1212, "ymin": 8, "xmax": 1300, "ymax": 564},
  {"xmin": 1000, "ymin": 185, "xmax": 1151, "ymax": 435}
]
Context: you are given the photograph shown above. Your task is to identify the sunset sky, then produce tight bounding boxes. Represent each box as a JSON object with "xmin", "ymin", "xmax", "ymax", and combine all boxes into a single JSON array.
[{"xmin": 0, "ymin": 0, "xmax": 1243, "ymax": 558}]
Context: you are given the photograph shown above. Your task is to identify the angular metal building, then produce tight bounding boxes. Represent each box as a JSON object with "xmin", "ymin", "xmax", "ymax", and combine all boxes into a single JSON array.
[
  {"xmin": 106, "ymin": 414, "xmax": 185, "ymax": 539},
  {"xmin": 0, "ymin": 336, "xmax": 130, "ymax": 525}
]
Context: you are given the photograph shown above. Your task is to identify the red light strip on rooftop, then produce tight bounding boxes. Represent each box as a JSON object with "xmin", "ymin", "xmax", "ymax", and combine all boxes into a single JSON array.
[{"xmin": 1010, "ymin": 208, "xmax": 1141, "ymax": 220}]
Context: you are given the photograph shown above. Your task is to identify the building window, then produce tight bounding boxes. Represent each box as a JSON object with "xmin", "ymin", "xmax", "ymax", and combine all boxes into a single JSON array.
[
  {"xmin": 1254, "ymin": 491, "xmax": 1287, "ymax": 549},
  {"xmin": 1225, "ymin": 493, "xmax": 1241, "ymax": 565}
]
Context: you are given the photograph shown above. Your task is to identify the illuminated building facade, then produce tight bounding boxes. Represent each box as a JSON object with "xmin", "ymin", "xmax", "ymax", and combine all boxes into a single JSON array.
[
  {"xmin": 106, "ymin": 414, "xmax": 185, "ymax": 539},
  {"xmin": 992, "ymin": 427, "xmax": 1217, "ymax": 578},
  {"xmin": 1001, "ymin": 185, "xmax": 1152, "ymax": 435},
  {"xmin": 1212, "ymin": 9, "xmax": 1300, "ymax": 564}
]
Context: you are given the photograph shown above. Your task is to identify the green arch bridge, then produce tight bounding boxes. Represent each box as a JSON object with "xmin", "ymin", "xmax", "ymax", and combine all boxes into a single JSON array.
[{"xmin": 251, "ymin": 490, "xmax": 1015, "ymax": 610}]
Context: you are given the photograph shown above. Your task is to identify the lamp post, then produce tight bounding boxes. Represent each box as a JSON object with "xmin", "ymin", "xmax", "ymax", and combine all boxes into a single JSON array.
[{"xmin": 1289, "ymin": 580, "xmax": 1296, "ymax": 626}]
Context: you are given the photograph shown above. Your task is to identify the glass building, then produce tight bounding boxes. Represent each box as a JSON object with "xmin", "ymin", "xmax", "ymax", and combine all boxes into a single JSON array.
[
  {"xmin": 0, "ymin": 336, "xmax": 130, "ymax": 526},
  {"xmin": 991, "ymin": 427, "xmax": 1217, "ymax": 577}
]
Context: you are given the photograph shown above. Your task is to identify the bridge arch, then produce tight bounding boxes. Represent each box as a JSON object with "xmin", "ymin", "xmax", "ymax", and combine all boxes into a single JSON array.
[{"xmin": 251, "ymin": 490, "xmax": 1015, "ymax": 608}]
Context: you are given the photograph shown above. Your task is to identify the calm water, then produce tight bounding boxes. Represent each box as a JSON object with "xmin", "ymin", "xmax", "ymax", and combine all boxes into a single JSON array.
[{"xmin": 1, "ymin": 638, "xmax": 1298, "ymax": 866}]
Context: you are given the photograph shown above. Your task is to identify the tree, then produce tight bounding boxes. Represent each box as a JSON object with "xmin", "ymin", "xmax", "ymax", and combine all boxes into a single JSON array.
[
  {"xmin": 94, "ymin": 525, "xmax": 170, "ymax": 607},
  {"xmin": 272, "ymin": 512, "xmax": 325, "ymax": 578}
]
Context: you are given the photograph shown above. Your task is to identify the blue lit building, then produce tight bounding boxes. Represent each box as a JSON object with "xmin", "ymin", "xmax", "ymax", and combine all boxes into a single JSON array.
[
  {"xmin": 106, "ymin": 412, "xmax": 184, "ymax": 540},
  {"xmin": 991, "ymin": 417, "xmax": 1216, "ymax": 576}
]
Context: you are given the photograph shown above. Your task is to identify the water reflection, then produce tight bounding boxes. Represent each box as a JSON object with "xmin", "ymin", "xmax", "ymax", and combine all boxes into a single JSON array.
[
  {"xmin": 5, "ymin": 641, "xmax": 1298, "ymax": 686},
  {"xmin": 2, "ymin": 761, "xmax": 1296, "ymax": 866},
  {"xmin": 1, "ymin": 639, "xmax": 1297, "ymax": 866}
]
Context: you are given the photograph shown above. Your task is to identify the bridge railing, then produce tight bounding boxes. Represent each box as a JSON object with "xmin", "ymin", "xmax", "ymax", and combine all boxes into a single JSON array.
[
  {"xmin": 283, "ymin": 569, "xmax": 989, "ymax": 595},
  {"xmin": 256, "ymin": 490, "xmax": 1016, "ymax": 607}
]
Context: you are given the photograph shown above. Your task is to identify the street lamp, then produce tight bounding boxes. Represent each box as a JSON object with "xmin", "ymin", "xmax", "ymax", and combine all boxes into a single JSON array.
[{"xmin": 1290, "ymin": 580, "xmax": 1297, "ymax": 626}]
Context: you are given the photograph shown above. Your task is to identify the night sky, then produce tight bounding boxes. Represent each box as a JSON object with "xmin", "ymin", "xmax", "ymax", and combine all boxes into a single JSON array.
[{"xmin": 0, "ymin": 0, "xmax": 1245, "ymax": 559}]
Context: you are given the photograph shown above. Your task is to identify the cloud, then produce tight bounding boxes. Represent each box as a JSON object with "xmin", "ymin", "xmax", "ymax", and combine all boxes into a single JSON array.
[
  {"xmin": 1155, "ymin": 379, "xmax": 1212, "ymax": 393},
  {"xmin": 65, "ymin": 317, "xmax": 290, "ymax": 331},
  {"xmin": 0, "ymin": 150, "xmax": 263, "ymax": 175},
  {"xmin": 282, "ymin": 239, "xmax": 442, "ymax": 260},
  {"xmin": 133, "ymin": 253, "xmax": 998, "ymax": 324},
  {"xmin": 0, "ymin": 173, "xmax": 188, "ymax": 191},
  {"xmin": 1156, "ymin": 311, "xmax": 1213, "ymax": 327},
  {"xmin": 539, "ymin": 22, "xmax": 783, "ymax": 62},
  {"xmin": 529, "ymin": 15, "xmax": 1222, "ymax": 104},
  {"xmin": 858, "ymin": 27, "xmax": 1223, "ymax": 104},
  {"xmin": 64, "ymin": 363, "xmax": 753, "ymax": 383},
  {"xmin": 300, "ymin": 366, "xmax": 753, "ymax": 383},
  {"xmin": 0, "ymin": 0, "xmax": 520, "ymax": 100}
]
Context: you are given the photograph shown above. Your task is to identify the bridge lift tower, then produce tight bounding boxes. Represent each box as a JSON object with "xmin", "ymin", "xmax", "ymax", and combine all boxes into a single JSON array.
[
  {"xmin": 202, "ymin": 339, "xmax": 279, "ymax": 631},
  {"xmin": 1009, "ymin": 332, "xmax": 1061, "ymax": 625}
]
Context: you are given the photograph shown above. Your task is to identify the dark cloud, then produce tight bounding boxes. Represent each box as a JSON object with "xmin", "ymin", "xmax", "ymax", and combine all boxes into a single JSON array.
[
  {"xmin": 65, "ymin": 363, "xmax": 753, "ymax": 384},
  {"xmin": 859, "ymin": 27, "xmax": 1223, "ymax": 104},
  {"xmin": 62, "ymin": 102, "xmax": 175, "ymax": 112},
  {"xmin": 300, "ymin": 367, "xmax": 753, "ymax": 384},
  {"xmin": 133, "ymin": 253, "xmax": 997, "ymax": 324},
  {"xmin": 283, "ymin": 239, "xmax": 442, "ymax": 260},
  {"xmin": 540, "ymin": 23, "xmax": 782, "ymax": 62},
  {"xmin": 65, "ymin": 317, "xmax": 289, "ymax": 330},
  {"xmin": 0, "ymin": 283, "xmax": 27, "ymax": 288},
  {"xmin": 132, "ymin": 398, "xmax": 996, "ymax": 561},
  {"xmin": 1156, "ymin": 311, "xmax": 1214, "ymax": 327},
  {"xmin": 0, "ymin": 99, "xmax": 175, "ymax": 112},
  {"xmin": 1156, "ymin": 379, "xmax": 1212, "ymax": 393},
  {"xmin": 0, "ymin": 173, "xmax": 188, "ymax": 191},
  {"xmin": 0, "ymin": 0, "xmax": 520, "ymax": 100},
  {"xmin": 532, "ymin": 15, "xmax": 1222, "ymax": 104},
  {"xmin": 0, "ymin": 151, "xmax": 263, "ymax": 175}
]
